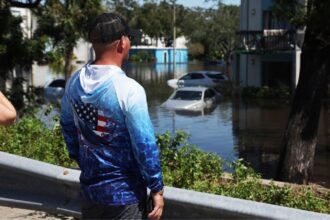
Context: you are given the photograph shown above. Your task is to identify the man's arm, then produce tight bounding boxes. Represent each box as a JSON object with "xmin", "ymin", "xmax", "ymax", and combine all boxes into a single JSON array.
[
  {"xmin": 0, "ymin": 91, "xmax": 16, "ymax": 126},
  {"xmin": 60, "ymin": 92, "xmax": 80, "ymax": 161},
  {"xmin": 125, "ymin": 85, "xmax": 164, "ymax": 191},
  {"xmin": 124, "ymin": 84, "xmax": 164, "ymax": 219}
]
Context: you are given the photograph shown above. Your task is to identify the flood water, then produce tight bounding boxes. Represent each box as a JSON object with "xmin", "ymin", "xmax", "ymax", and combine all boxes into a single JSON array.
[{"xmin": 123, "ymin": 62, "xmax": 330, "ymax": 188}]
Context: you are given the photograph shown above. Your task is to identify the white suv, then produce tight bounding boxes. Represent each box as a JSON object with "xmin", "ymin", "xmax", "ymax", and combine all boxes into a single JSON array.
[
  {"xmin": 167, "ymin": 71, "xmax": 228, "ymax": 89},
  {"xmin": 44, "ymin": 79, "xmax": 66, "ymax": 103}
]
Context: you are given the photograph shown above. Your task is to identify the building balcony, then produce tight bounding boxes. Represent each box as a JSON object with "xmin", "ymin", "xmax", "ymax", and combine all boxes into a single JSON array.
[{"xmin": 236, "ymin": 29, "xmax": 297, "ymax": 54}]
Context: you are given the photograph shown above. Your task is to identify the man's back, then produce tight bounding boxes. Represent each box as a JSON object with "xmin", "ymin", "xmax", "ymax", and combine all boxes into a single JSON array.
[{"xmin": 61, "ymin": 64, "xmax": 163, "ymax": 205}]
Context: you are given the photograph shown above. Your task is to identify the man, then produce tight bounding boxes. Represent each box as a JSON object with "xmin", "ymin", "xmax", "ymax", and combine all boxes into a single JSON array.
[
  {"xmin": 0, "ymin": 91, "xmax": 16, "ymax": 126},
  {"xmin": 60, "ymin": 12, "xmax": 164, "ymax": 220}
]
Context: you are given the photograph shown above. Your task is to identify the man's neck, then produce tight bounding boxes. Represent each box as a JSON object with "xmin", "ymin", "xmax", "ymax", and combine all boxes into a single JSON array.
[
  {"xmin": 92, "ymin": 58, "xmax": 122, "ymax": 67},
  {"xmin": 92, "ymin": 50, "xmax": 123, "ymax": 67}
]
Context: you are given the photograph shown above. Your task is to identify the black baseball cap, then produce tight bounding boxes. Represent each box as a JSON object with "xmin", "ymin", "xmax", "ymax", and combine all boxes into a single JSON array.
[{"xmin": 88, "ymin": 12, "xmax": 135, "ymax": 44}]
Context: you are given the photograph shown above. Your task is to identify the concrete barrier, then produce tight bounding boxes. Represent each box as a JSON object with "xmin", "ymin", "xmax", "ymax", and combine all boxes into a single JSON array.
[{"xmin": 0, "ymin": 151, "xmax": 329, "ymax": 219}]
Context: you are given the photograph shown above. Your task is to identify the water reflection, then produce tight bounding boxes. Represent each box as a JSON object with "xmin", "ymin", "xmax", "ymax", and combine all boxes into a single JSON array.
[
  {"xmin": 233, "ymin": 100, "xmax": 330, "ymax": 187},
  {"xmin": 124, "ymin": 62, "xmax": 329, "ymax": 187},
  {"xmin": 232, "ymin": 101, "xmax": 288, "ymax": 179}
]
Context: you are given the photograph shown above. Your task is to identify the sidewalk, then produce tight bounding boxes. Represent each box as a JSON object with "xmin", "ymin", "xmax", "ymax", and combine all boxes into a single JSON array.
[{"xmin": 0, "ymin": 206, "xmax": 74, "ymax": 220}]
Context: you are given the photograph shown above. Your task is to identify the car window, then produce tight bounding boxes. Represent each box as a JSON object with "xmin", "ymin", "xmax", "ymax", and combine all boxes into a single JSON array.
[
  {"xmin": 172, "ymin": 91, "xmax": 202, "ymax": 100},
  {"xmin": 191, "ymin": 73, "xmax": 204, "ymax": 79},
  {"xmin": 204, "ymin": 89, "xmax": 216, "ymax": 99},
  {"xmin": 180, "ymin": 74, "xmax": 191, "ymax": 80},
  {"xmin": 206, "ymin": 74, "xmax": 226, "ymax": 80},
  {"xmin": 49, "ymin": 79, "xmax": 65, "ymax": 88}
]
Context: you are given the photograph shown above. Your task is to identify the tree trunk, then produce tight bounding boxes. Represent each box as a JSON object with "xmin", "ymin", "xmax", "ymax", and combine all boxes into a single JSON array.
[
  {"xmin": 277, "ymin": 28, "xmax": 329, "ymax": 183},
  {"xmin": 326, "ymin": 70, "xmax": 330, "ymax": 99},
  {"xmin": 0, "ymin": 72, "xmax": 6, "ymax": 91},
  {"xmin": 63, "ymin": 47, "xmax": 73, "ymax": 80}
]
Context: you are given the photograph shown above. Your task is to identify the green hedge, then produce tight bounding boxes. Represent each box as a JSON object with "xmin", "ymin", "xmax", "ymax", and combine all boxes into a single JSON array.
[
  {"xmin": 129, "ymin": 50, "xmax": 156, "ymax": 63},
  {"xmin": 242, "ymin": 86, "xmax": 291, "ymax": 99},
  {"xmin": 0, "ymin": 115, "xmax": 76, "ymax": 168},
  {"xmin": 0, "ymin": 116, "xmax": 329, "ymax": 213}
]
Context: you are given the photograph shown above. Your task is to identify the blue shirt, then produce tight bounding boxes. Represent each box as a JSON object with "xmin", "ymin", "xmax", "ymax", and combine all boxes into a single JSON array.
[{"xmin": 60, "ymin": 64, "xmax": 163, "ymax": 205}]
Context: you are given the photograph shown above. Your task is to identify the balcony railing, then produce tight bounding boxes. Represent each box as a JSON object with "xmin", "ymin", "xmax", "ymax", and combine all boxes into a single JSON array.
[{"xmin": 236, "ymin": 29, "xmax": 296, "ymax": 54}]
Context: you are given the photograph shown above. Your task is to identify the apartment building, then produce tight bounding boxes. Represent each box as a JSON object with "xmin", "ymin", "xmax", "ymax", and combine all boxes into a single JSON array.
[{"xmin": 233, "ymin": 0, "xmax": 305, "ymax": 89}]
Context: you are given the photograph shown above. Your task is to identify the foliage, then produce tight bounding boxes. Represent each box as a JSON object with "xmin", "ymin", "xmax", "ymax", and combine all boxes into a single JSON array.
[
  {"xmin": 105, "ymin": 0, "xmax": 139, "ymax": 20},
  {"xmin": 45, "ymin": 47, "xmax": 65, "ymax": 75},
  {"xmin": 272, "ymin": 0, "xmax": 309, "ymax": 28},
  {"xmin": 132, "ymin": 1, "xmax": 187, "ymax": 47},
  {"xmin": 7, "ymin": 77, "xmax": 25, "ymax": 110},
  {"xmin": 116, "ymin": 1, "xmax": 238, "ymax": 61},
  {"xmin": 4, "ymin": 77, "xmax": 44, "ymax": 113},
  {"xmin": 157, "ymin": 131, "xmax": 223, "ymax": 191},
  {"xmin": 180, "ymin": 5, "xmax": 239, "ymax": 62},
  {"xmin": 0, "ymin": 2, "xmax": 35, "ymax": 89},
  {"xmin": 157, "ymin": 131, "xmax": 329, "ymax": 213},
  {"xmin": 242, "ymin": 86, "xmax": 291, "ymax": 99},
  {"xmin": 129, "ymin": 50, "xmax": 156, "ymax": 63},
  {"xmin": 1, "ymin": 116, "xmax": 328, "ymax": 213},
  {"xmin": 33, "ymin": 0, "xmax": 104, "ymax": 79},
  {"xmin": 0, "ymin": 112, "xmax": 76, "ymax": 168},
  {"xmin": 186, "ymin": 42, "xmax": 205, "ymax": 59}
]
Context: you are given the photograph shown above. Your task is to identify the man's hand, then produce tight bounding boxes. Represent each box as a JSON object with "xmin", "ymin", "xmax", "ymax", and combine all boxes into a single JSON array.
[{"xmin": 148, "ymin": 192, "xmax": 164, "ymax": 220}]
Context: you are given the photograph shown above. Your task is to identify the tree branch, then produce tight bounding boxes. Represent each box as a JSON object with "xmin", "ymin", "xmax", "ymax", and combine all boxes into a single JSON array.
[{"xmin": 9, "ymin": 0, "xmax": 41, "ymax": 8}]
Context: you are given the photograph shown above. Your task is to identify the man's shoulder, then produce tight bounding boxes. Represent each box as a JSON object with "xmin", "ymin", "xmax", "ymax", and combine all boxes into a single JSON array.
[
  {"xmin": 116, "ymin": 74, "xmax": 144, "ymax": 91},
  {"xmin": 64, "ymin": 68, "xmax": 84, "ymax": 94},
  {"xmin": 68, "ymin": 68, "xmax": 83, "ymax": 83}
]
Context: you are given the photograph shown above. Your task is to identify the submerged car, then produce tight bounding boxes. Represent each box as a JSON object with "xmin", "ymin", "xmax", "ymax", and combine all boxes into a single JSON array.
[
  {"xmin": 44, "ymin": 78, "xmax": 66, "ymax": 103},
  {"xmin": 167, "ymin": 71, "xmax": 228, "ymax": 89},
  {"xmin": 161, "ymin": 87, "xmax": 221, "ymax": 111}
]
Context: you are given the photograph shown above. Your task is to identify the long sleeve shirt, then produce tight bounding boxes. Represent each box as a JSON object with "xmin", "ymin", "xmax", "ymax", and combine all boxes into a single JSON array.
[{"xmin": 60, "ymin": 64, "xmax": 163, "ymax": 205}]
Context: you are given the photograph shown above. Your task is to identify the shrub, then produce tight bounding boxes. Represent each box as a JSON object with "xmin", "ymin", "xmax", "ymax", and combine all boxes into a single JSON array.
[
  {"xmin": 0, "ymin": 114, "xmax": 76, "ymax": 168},
  {"xmin": 242, "ymin": 86, "xmax": 291, "ymax": 99},
  {"xmin": 157, "ymin": 131, "xmax": 330, "ymax": 213},
  {"xmin": 157, "ymin": 131, "xmax": 223, "ymax": 191},
  {"xmin": 187, "ymin": 42, "xmax": 205, "ymax": 59},
  {"xmin": 129, "ymin": 50, "xmax": 156, "ymax": 63}
]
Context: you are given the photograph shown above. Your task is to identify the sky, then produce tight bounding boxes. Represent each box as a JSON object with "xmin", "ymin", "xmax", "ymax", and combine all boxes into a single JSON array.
[{"xmin": 175, "ymin": 0, "xmax": 240, "ymax": 8}]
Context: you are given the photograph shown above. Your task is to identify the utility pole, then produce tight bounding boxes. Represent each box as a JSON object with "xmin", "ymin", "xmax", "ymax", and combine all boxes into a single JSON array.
[{"xmin": 172, "ymin": 0, "xmax": 176, "ymax": 78}]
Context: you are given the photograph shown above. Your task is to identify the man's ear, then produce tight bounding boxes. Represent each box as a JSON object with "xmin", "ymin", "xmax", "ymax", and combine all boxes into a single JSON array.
[{"xmin": 117, "ymin": 36, "xmax": 126, "ymax": 53}]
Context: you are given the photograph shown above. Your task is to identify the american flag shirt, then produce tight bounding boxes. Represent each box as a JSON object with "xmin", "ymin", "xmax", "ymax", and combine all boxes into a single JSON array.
[
  {"xmin": 60, "ymin": 64, "xmax": 163, "ymax": 205},
  {"xmin": 73, "ymin": 102, "xmax": 116, "ymax": 137}
]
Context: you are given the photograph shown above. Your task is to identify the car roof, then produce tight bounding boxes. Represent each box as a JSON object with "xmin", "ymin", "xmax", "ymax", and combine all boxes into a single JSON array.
[
  {"xmin": 175, "ymin": 86, "xmax": 209, "ymax": 92},
  {"xmin": 45, "ymin": 78, "xmax": 65, "ymax": 87},
  {"xmin": 187, "ymin": 71, "xmax": 223, "ymax": 75}
]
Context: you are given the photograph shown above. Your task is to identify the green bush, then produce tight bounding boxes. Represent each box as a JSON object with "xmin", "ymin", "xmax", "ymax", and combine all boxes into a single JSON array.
[
  {"xmin": 157, "ymin": 131, "xmax": 329, "ymax": 213},
  {"xmin": 242, "ymin": 86, "xmax": 291, "ymax": 99},
  {"xmin": 129, "ymin": 50, "xmax": 156, "ymax": 63},
  {"xmin": 157, "ymin": 131, "xmax": 223, "ymax": 191},
  {"xmin": 187, "ymin": 42, "xmax": 205, "ymax": 59},
  {"xmin": 0, "ymin": 114, "xmax": 76, "ymax": 168}
]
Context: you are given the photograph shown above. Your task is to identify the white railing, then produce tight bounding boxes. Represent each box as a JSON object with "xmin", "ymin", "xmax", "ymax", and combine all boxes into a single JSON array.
[{"xmin": 0, "ymin": 151, "xmax": 329, "ymax": 220}]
